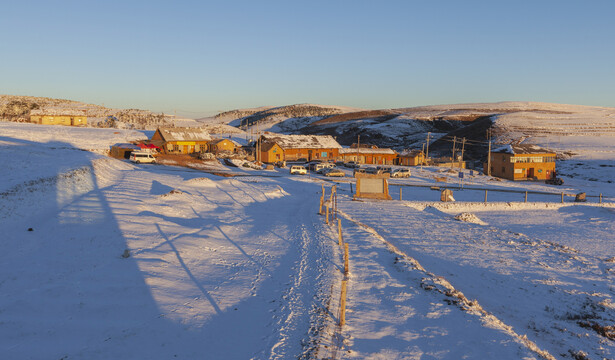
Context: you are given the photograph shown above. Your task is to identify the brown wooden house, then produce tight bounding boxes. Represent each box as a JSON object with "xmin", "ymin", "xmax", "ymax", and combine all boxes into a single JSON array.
[
  {"xmin": 258, "ymin": 134, "xmax": 342, "ymax": 163},
  {"xmin": 485, "ymin": 144, "xmax": 556, "ymax": 181},
  {"xmin": 397, "ymin": 149, "xmax": 425, "ymax": 166},
  {"xmin": 208, "ymin": 138, "xmax": 238, "ymax": 154},
  {"xmin": 151, "ymin": 127, "xmax": 211, "ymax": 154}
]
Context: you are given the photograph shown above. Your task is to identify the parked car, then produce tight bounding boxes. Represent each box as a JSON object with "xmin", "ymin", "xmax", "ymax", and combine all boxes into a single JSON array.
[
  {"xmin": 376, "ymin": 166, "xmax": 392, "ymax": 174},
  {"xmin": 391, "ymin": 168, "xmax": 411, "ymax": 178},
  {"xmin": 323, "ymin": 168, "xmax": 345, "ymax": 177},
  {"xmin": 129, "ymin": 152, "xmax": 156, "ymax": 164},
  {"xmin": 344, "ymin": 161, "xmax": 360, "ymax": 168},
  {"xmin": 364, "ymin": 167, "xmax": 379, "ymax": 174},
  {"xmin": 290, "ymin": 165, "xmax": 307, "ymax": 175},
  {"xmin": 353, "ymin": 168, "xmax": 366, "ymax": 176},
  {"xmin": 545, "ymin": 177, "xmax": 564, "ymax": 185},
  {"xmin": 314, "ymin": 163, "xmax": 335, "ymax": 173}
]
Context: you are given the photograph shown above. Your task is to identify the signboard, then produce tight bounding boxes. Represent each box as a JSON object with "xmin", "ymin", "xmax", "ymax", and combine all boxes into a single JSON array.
[
  {"xmin": 359, "ymin": 178, "xmax": 384, "ymax": 193},
  {"xmin": 354, "ymin": 173, "xmax": 392, "ymax": 200}
]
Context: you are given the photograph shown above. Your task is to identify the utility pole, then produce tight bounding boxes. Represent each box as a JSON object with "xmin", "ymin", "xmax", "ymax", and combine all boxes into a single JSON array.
[
  {"xmin": 425, "ymin": 132, "xmax": 431, "ymax": 165},
  {"xmin": 451, "ymin": 136, "xmax": 457, "ymax": 169},
  {"xmin": 460, "ymin": 137, "xmax": 466, "ymax": 171},
  {"xmin": 487, "ymin": 129, "xmax": 492, "ymax": 176},
  {"xmin": 357, "ymin": 135, "xmax": 360, "ymax": 164},
  {"xmin": 420, "ymin": 143, "xmax": 425, "ymax": 170}
]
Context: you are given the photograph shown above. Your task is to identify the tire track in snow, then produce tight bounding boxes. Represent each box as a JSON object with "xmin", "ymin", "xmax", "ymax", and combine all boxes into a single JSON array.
[{"xmin": 336, "ymin": 209, "xmax": 557, "ymax": 360}]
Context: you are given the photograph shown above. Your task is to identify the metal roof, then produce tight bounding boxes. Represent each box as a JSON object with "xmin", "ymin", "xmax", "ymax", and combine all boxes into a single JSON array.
[{"xmin": 156, "ymin": 127, "xmax": 211, "ymax": 142}]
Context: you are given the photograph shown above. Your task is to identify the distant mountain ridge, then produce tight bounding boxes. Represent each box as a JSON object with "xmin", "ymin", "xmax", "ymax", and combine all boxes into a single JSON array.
[{"xmin": 216, "ymin": 101, "xmax": 615, "ymax": 161}]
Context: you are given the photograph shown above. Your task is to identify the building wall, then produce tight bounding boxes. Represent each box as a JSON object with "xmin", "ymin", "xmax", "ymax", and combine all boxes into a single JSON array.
[
  {"xmin": 210, "ymin": 140, "xmax": 236, "ymax": 153},
  {"xmin": 31, "ymin": 115, "xmax": 87, "ymax": 126},
  {"xmin": 260, "ymin": 143, "xmax": 284, "ymax": 163},
  {"xmin": 398, "ymin": 154, "xmax": 424, "ymax": 166},
  {"xmin": 285, "ymin": 148, "xmax": 340, "ymax": 162},
  {"xmin": 486, "ymin": 153, "xmax": 556, "ymax": 180},
  {"xmin": 341, "ymin": 151, "xmax": 397, "ymax": 165},
  {"xmin": 164, "ymin": 141, "xmax": 210, "ymax": 154}
]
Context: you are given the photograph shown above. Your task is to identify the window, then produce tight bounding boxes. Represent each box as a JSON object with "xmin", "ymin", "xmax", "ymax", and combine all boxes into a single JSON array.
[{"xmin": 322, "ymin": 152, "xmax": 328, "ymax": 157}]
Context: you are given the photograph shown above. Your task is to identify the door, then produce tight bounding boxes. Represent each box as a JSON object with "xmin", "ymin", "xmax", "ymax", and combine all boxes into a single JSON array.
[{"xmin": 528, "ymin": 168, "xmax": 535, "ymax": 179}]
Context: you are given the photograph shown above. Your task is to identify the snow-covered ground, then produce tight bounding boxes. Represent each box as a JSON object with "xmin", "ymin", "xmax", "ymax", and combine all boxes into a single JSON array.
[{"xmin": 1, "ymin": 122, "xmax": 613, "ymax": 359}]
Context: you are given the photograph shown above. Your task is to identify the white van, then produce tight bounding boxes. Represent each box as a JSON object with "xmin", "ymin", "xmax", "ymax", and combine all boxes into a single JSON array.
[{"xmin": 129, "ymin": 152, "xmax": 156, "ymax": 164}]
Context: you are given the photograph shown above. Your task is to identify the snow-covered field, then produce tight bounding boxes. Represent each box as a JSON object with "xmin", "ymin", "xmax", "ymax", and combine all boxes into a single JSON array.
[{"xmin": 1, "ymin": 122, "xmax": 614, "ymax": 359}]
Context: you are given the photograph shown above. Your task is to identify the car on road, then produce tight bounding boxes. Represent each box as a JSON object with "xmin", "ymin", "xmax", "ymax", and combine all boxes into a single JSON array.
[
  {"xmin": 391, "ymin": 168, "xmax": 411, "ymax": 178},
  {"xmin": 344, "ymin": 161, "xmax": 360, "ymax": 168},
  {"xmin": 290, "ymin": 165, "xmax": 307, "ymax": 175},
  {"xmin": 323, "ymin": 168, "xmax": 345, "ymax": 177},
  {"xmin": 129, "ymin": 152, "xmax": 156, "ymax": 164}
]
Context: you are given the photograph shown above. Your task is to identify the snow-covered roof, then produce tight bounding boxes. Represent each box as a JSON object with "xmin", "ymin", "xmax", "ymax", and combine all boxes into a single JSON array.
[
  {"xmin": 492, "ymin": 144, "xmax": 554, "ymax": 155},
  {"xmin": 340, "ymin": 147, "xmax": 397, "ymax": 155},
  {"xmin": 111, "ymin": 143, "xmax": 141, "ymax": 150},
  {"xmin": 260, "ymin": 134, "xmax": 342, "ymax": 149},
  {"xmin": 156, "ymin": 127, "xmax": 211, "ymax": 142},
  {"xmin": 209, "ymin": 138, "xmax": 240, "ymax": 146},
  {"xmin": 398, "ymin": 149, "xmax": 424, "ymax": 157},
  {"xmin": 31, "ymin": 109, "xmax": 87, "ymax": 116}
]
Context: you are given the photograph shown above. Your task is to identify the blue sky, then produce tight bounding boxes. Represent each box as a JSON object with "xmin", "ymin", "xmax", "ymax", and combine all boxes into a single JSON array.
[{"xmin": 2, "ymin": 1, "xmax": 614, "ymax": 118}]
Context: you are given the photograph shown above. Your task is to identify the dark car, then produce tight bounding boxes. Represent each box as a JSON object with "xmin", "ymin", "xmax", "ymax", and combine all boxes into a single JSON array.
[{"xmin": 545, "ymin": 177, "xmax": 564, "ymax": 185}]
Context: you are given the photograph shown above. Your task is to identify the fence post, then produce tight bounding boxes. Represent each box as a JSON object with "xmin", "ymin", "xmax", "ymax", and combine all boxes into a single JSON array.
[
  {"xmin": 561, "ymin": 192, "xmax": 564, "ymax": 203},
  {"xmin": 339, "ymin": 280, "xmax": 347, "ymax": 326},
  {"xmin": 338, "ymin": 218, "xmax": 343, "ymax": 247},
  {"xmin": 325, "ymin": 205, "xmax": 329, "ymax": 225},
  {"xmin": 600, "ymin": 193, "xmax": 603, "ymax": 204},
  {"xmin": 484, "ymin": 190, "xmax": 488, "ymax": 204},
  {"xmin": 344, "ymin": 243, "xmax": 349, "ymax": 275},
  {"xmin": 524, "ymin": 191, "xmax": 528, "ymax": 203}
]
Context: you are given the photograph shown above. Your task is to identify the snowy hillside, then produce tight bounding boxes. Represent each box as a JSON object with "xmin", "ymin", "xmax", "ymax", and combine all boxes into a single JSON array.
[
  {"xmin": 0, "ymin": 95, "xmax": 174, "ymax": 130},
  {"xmin": 1, "ymin": 122, "xmax": 614, "ymax": 359},
  {"xmin": 223, "ymin": 104, "xmax": 364, "ymax": 133}
]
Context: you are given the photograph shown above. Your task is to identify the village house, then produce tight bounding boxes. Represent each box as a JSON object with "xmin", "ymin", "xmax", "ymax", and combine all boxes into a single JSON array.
[
  {"xmin": 339, "ymin": 145, "xmax": 397, "ymax": 165},
  {"xmin": 257, "ymin": 134, "xmax": 342, "ymax": 163},
  {"xmin": 397, "ymin": 149, "xmax": 425, "ymax": 166},
  {"xmin": 30, "ymin": 109, "xmax": 87, "ymax": 126},
  {"xmin": 208, "ymin": 138, "xmax": 238, "ymax": 154},
  {"xmin": 151, "ymin": 127, "xmax": 211, "ymax": 154},
  {"xmin": 485, "ymin": 144, "xmax": 556, "ymax": 181}
]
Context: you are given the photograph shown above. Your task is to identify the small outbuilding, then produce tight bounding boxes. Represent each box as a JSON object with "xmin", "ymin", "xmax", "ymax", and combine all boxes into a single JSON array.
[
  {"xmin": 110, "ymin": 143, "xmax": 141, "ymax": 159},
  {"xmin": 397, "ymin": 149, "xmax": 425, "ymax": 166},
  {"xmin": 208, "ymin": 138, "xmax": 238, "ymax": 154},
  {"xmin": 485, "ymin": 144, "xmax": 556, "ymax": 181}
]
